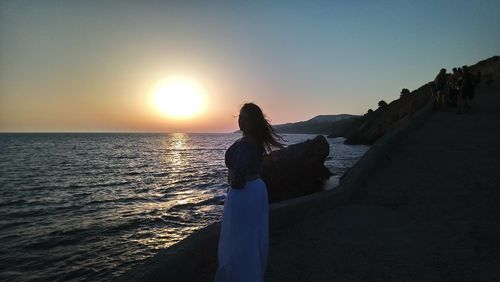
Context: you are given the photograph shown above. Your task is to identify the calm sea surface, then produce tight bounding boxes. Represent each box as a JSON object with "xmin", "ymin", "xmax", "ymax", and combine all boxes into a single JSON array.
[{"xmin": 0, "ymin": 133, "xmax": 368, "ymax": 281}]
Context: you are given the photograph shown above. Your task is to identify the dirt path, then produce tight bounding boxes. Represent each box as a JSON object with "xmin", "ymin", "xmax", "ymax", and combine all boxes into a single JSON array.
[{"xmin": 265, "ymin": 85, "xmax": 500, "ymax": 281}]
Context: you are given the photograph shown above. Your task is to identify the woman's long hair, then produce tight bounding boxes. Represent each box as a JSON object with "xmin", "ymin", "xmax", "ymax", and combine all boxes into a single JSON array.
[{"xmin": 240, "ymin": 103, "xmax": 285, "ymax": 153}]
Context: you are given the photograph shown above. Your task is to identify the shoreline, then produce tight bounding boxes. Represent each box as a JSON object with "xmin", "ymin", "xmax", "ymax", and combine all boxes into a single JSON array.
[
  {"xmin": 264, "ymin": 84, "xmax": 500, "ymax": 281},
  {"xmin": 118, "ymin": 86, "xmax": 434, "ymax": 281}
]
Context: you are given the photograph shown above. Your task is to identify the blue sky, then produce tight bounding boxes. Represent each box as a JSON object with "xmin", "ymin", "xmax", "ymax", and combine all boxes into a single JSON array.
[{"xmin": 1, "ymin": 0, "xmax": 499, "ymax": 132}]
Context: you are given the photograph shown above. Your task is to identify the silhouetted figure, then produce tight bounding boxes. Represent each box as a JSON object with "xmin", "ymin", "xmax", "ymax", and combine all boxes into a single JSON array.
[
  {"xmin": 433, "ymin": 68, "xmax": 448, "ymax": 110},
  {"xmin": 458, "ymin": 66, "xmax": 475, "ymax": 114},
  {"xmin": 215, "ymin": 103, "xmax": 284, "ymax": 282},
  {"xmin": 457, "ymin": 67, "xmax": 464, "ymax": 85},
  {"xmin": 476, "ymin": 70, "xmax": 482, "ymax": 85},
  {"xmin": 447, "ymin": 68, "xmax": 460, "ymax": 107}
]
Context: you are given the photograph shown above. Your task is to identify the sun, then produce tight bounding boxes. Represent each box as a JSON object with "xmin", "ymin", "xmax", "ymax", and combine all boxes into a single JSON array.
[{"xmin": 151, "ymin": 76, "xmax": 207, "ymax": 119}]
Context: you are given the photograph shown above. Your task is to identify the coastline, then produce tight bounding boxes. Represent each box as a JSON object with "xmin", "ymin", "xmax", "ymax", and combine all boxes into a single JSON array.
[
  {"xmin": 118, "ymin": 85, "xmax": 435, "ymax": 281},
  {"xmin": 264, "ymin": 84, "xmax": 500, "ymax": 281}
]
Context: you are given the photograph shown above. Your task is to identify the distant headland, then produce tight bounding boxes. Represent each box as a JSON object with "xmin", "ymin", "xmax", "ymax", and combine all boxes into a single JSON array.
[{"xmin": 273, "ymin": 56, "xmax": 500, "ymax": 145}]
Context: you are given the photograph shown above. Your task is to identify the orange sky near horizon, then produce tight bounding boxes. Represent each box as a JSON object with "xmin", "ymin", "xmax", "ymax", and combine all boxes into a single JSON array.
[
  {"xmin": 0, "ymin": 67, "xmax": 335, "ymax": 133},
  {"xmin": 1, "ymin": 1, "xmax": 498, "ymax": 133},
  {"xmin": 0, "ymin": 52, "xmax": 363, "ymax": 133}
]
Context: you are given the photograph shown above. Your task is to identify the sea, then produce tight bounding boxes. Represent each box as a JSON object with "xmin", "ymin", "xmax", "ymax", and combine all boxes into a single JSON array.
[{"xmin": 0, "ymin": 133, "xmax": 369, "ymax": 281}]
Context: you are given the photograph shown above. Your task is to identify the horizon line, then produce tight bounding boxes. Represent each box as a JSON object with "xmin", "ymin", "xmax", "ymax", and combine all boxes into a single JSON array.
[{"xmin": 0, "ymin": 131, "xmax": 236, "ymax": 134}]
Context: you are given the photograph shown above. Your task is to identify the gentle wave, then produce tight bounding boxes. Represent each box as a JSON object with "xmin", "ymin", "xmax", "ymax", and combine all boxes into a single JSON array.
[{"xmin": 0, "ymin": 133, "xmax": 368, "ymax": 282}]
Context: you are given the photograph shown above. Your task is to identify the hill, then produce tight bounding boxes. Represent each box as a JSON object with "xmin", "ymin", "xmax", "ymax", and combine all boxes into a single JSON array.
[
  {"xmin": 272, "ymin": 114, "xmax": 361, "ymax": 135},
  {"xmin": 344, "ymin": 56, "xmax": 500, "ymax": 145}
]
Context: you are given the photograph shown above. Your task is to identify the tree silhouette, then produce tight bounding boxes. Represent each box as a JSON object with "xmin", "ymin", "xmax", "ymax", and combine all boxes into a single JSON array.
[
  {"xmin": 400, "ymin": 88, "xmax": 411, "ymax": 98},
  {"xmin": 378, "ymin": 100, "xmax": 388, "ymax": 108}
]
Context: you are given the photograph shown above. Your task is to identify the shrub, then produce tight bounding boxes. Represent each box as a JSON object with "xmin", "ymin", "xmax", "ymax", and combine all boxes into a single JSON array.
[{"xmin": 378, "ymin": 100, "xmax": 388, "ymax": 108}]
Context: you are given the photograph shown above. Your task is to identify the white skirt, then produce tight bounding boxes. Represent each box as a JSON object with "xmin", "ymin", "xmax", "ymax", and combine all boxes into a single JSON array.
[{"xmin": 214, "ymin": 178, "xmax": 269, "ymax": 282}]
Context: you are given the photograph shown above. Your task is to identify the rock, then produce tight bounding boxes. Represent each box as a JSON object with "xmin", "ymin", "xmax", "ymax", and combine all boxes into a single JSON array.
[
  {"xmin": 344, "ymin": 56, "xmax": 500, "ymax": 145},
  {"xmin": 326, "ymin": 117, "xmax": 364, "ymax": 138},
  {"xmin": 273, "ymin": 115, "xmax": 361, "ymax": 136},
  {"xmin": 344, "ymin": 83, "xmax": 432, "ymax": 145},
  {"xmin": 261, "ymin": 135, "xmax": 332, "ymax": 203}
]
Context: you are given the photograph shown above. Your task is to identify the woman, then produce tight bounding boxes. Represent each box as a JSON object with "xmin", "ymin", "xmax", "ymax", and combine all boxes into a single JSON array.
[{"xmin": 215, "ymin": 103, "xmax": 284, "ymax": 282}]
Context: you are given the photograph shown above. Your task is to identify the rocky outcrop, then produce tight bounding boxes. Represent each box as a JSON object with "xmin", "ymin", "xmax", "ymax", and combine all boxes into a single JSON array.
[
  {"xmin": 469, "ymin": 56, "xmax": 500, "ymax": 89},
  {"xmin": 261, "ymin": 135, "xmax": 332, "ymax": 203},
  {"xmin": 273, "ymin": 115, "xmax": 361, "ymax": 135},
  {"xmin": 344, "ymin": 83, "xmax": 432, "ymax": 145},
  {"xmin": 326, "ymin": 117, "xmax": 364, "ymax": 138},
  {"xmin": 344, "ymin": 56, "xmax": 500, "ymax": 145}
]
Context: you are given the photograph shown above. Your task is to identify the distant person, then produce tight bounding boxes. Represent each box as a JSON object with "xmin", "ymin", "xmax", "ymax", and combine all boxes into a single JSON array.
[
  {"xmin": 215, "ymin": 103, "xmax": 284, "ymax": 282},
  {"xmin": 457, "ymin": 67, "xmax": 464, "ymax": 86},
  {"xmin": 448, "ymin": 68, "xmax": 459, "ymax": 107},
  {"xmin": 458, "ymin": 66, "xmax": 475, "ymax": 114},
  {"xmin": 433, "ymin": 68, "xmax": 448, "ymax": 110}
]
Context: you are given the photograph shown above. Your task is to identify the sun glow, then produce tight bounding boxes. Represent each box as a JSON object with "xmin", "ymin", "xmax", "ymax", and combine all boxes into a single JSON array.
[{"xmin": 152, "ymin": 76, "xmax": 206, "ymax": 119}]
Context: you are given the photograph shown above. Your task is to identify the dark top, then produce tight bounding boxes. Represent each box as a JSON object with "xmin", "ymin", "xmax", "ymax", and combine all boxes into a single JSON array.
[
  {"xmin": 461, "ymin": 72, "xmax": 476, "ymax": 98},
  {"xmin": 434, "ymin": 72, "xmax": 447, "ymax": 91},
  {"xmin": 225, "ymin": 136, "xmax": 264, "ymax": 189}
]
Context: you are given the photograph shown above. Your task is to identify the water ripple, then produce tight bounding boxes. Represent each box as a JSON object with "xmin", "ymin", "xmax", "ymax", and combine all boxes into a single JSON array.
[{"xmin": 0, "ymin": 133, "xmax": 368, "ymax": 282}]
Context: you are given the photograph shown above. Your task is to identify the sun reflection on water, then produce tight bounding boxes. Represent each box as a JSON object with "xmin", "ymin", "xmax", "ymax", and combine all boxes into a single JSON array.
[
  {"xmin": 0, "ymin": 133, "xmax": 371, "ymax": 281},
  {"xmin": 165, "ymin": 133, "xmax": 189, "ymax": 168},
  {"xmin": 134, "ymin": 133, "xmax": 207, "ymax": 249}
]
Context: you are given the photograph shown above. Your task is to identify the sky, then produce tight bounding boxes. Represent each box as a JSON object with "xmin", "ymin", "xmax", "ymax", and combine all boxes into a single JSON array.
[{"xmin": 1, "ymin": 0, "xmax": 499, "ymax": 133}]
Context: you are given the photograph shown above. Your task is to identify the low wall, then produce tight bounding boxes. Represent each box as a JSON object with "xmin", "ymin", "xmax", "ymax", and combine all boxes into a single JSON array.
[{"xmin": 119, "ymin": 99, "xmax": 434, "ymax": 282}]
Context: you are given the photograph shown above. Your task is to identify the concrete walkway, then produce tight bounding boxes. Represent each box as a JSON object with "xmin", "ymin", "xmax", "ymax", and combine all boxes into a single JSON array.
[{"xmin": 265, "ymin": 85, "xmax": 500, "ymax": 281}]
